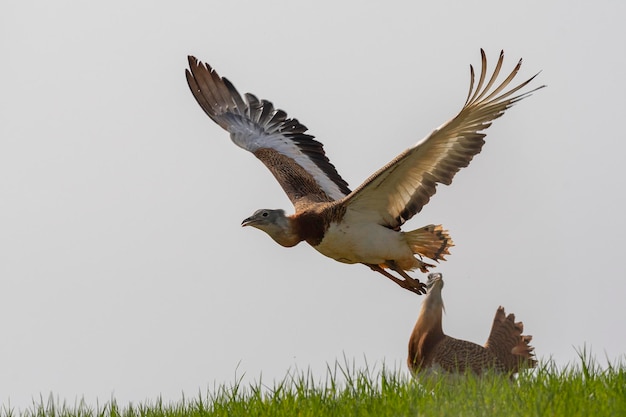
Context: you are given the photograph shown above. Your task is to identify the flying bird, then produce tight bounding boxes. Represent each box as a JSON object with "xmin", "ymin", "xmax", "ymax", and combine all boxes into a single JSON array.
[
  {"xmin": 185, "ymin": 50, "xmax": 543, "ymax": 294},
  {"xmin": 407, "ymin": 273, "xmax": 536, "ymax": 375}
]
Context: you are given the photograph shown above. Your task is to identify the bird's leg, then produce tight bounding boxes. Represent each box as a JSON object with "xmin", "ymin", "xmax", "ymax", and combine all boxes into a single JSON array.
[
  {"xmin": 367, "ymin": 263, "xmax": 404, "ymax": 286},
  {"xmin": 386, "ymin": 260, "xmax": 428, "ymax": 294},
  {"xmin": 366, "ymin": 263, "xmax": 427, "ymax": 295}
]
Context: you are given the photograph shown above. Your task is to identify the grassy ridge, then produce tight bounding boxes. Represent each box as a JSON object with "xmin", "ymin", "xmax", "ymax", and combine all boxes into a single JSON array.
[{"xmin": 4, "ymin": 354, "xmax": 625, "ymax": 417}]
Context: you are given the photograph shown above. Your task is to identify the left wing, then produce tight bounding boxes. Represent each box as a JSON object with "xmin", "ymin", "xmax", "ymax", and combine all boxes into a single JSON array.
[
  {"xmin": 340, "ymin": 50, "xmax": 544, "ymax": 229},
  {"xmin": 186, "ymin": 56, "xmax": 351, "ymax": 206}
]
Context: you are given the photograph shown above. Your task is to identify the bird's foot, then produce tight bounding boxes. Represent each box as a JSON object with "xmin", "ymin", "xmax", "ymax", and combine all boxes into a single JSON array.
[
  {"xmin": 385, "ymin": 260, "xmax": 428, "ymax": 295},
  {"xmin": 366, "ymin": 263, "xmax": 427, "ymax": 295},
  {"xmin": 399, "ymin": 276, "xmax": 427, "ymax": 295}
]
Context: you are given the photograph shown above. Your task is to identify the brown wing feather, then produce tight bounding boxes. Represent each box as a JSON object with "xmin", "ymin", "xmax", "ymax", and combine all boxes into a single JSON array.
[
  {"xmin": 186, "ymin": 56, "xmax": 351, "ymax": 206},
  {"xmin": 485, "ymin": 307, "xmax": 537, "ymax": 372},
  {"xmin": 340, "ymin": 50, "xmax": 544, "ymax": 228}
]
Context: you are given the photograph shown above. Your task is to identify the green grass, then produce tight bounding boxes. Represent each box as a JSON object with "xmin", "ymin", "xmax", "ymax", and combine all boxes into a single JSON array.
[{"xmin": 4, "ymin": 352, "xmax": 625, "ymax": 417}]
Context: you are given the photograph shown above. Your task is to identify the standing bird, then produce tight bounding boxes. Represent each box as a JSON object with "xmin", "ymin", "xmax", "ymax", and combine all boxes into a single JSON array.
[
  {"xmin": 185, "ymin": 50, "xmax": 543, "ymax": 294},
  {"xmin": 407, "ymin": 273, "xmax": 536, "ymax": 375}
]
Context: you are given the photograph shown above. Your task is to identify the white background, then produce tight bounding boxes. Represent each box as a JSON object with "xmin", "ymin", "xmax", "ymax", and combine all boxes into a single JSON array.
[{"xmin": 2, "ymin": 0, "xmax": 625, "ymax": 410}]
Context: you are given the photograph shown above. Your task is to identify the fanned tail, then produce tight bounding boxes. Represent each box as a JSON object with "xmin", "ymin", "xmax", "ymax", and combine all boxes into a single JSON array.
[
  {"xmin": 404, "ymin": 225, "xmax": 454, "ymax": 268},
  {"xmin": 485, "ymin": 307, "xmax": 537, "ymax": 373}
]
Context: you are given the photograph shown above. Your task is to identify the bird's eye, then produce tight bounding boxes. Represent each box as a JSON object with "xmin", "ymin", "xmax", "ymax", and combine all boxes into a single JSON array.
[{"xmin": 262, "ymin": 212, "xmax": 269, "ymax": 217}]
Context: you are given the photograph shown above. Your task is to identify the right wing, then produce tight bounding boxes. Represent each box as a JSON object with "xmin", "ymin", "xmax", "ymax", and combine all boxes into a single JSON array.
[{"xmin": 340, "ymin": 50, "xmax": 544, "ymax": 229}]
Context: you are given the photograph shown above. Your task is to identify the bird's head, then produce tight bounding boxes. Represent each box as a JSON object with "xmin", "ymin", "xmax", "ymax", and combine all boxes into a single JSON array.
[
  {"xmin": 426, "ymin": 272, "xmax": 444, "ymax": 292},
  {"xmin": 241, "ymin": 209, "xmax": 286, "ymax": 228},
  {"xmin": 241, "ymin": 209, "xmax": 300, "ymax": 247},
  {"xmin": 424, "ymin": 273, "xmax": 445, "ymax": 312}
]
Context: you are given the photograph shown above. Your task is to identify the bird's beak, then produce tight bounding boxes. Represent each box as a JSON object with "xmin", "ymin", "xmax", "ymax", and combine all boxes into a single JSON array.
[{"xmin": 241, "ymin": 217, "xmax": 254, "ymax": 227}]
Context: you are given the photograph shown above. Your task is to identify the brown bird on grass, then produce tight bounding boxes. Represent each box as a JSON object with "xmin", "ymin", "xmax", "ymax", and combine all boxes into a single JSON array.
[
  {"xmin": 408, "ymin": 273, "xmax": 536, "ymax": 375},
  {"xmin": 185, "ymin": 51, "xmax": 543, "ymax": 294}
]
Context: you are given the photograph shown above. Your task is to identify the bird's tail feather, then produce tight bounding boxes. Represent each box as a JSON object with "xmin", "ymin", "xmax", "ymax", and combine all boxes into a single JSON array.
[
  {"xmin": 404, "ymin": 224, "xmax": 453, "ymax": 264},
  {"xmin": 485, "ymin": 307, "xmax": 537, "ymax": 373}
]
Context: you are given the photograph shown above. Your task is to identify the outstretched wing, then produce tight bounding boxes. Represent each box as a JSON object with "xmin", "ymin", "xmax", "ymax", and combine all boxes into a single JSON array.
[
  {"xmin": 186, "ymin": 56, "xmax": 351, "ymax": 207},
  {"xmin": 341, "ymin": 50, "xmax": 544, "ymax": 228}
]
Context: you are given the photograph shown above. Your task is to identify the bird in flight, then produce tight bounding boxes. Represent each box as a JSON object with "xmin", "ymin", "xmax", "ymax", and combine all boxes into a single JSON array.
[
  {"xmin": 407, "ymin": 273, "xmax": 536, "ymax": 374},
  {"xmin": 185, "ymin": 50, "xmax": 543, "ymax": 294}
]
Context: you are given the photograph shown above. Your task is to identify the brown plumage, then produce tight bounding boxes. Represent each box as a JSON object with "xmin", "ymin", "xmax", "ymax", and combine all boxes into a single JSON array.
[
  {"xmin": 186, "ymin": 51, "xmax": 543, "ymax": 294},
  {"xmin": 407, "ymin": 273, "xmax": 536, "ymax": 375}
]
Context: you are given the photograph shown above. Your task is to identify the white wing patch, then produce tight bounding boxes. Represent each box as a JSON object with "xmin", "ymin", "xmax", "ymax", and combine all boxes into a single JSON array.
[{"xmin": 227, "ymin": 114, "xmax": 349, "ymax": 201}]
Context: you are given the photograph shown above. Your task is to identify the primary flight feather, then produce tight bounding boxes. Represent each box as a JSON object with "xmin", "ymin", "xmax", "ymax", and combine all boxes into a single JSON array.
[{"xmin": 185, "ymin": 50, "xmax": 543, "ymax": 294}]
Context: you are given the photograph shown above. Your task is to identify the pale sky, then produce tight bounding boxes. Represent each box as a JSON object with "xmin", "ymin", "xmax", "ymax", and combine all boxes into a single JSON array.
[{"xmin": 2, "ymin": 0, "xmax": 625, "ymax": 410}]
